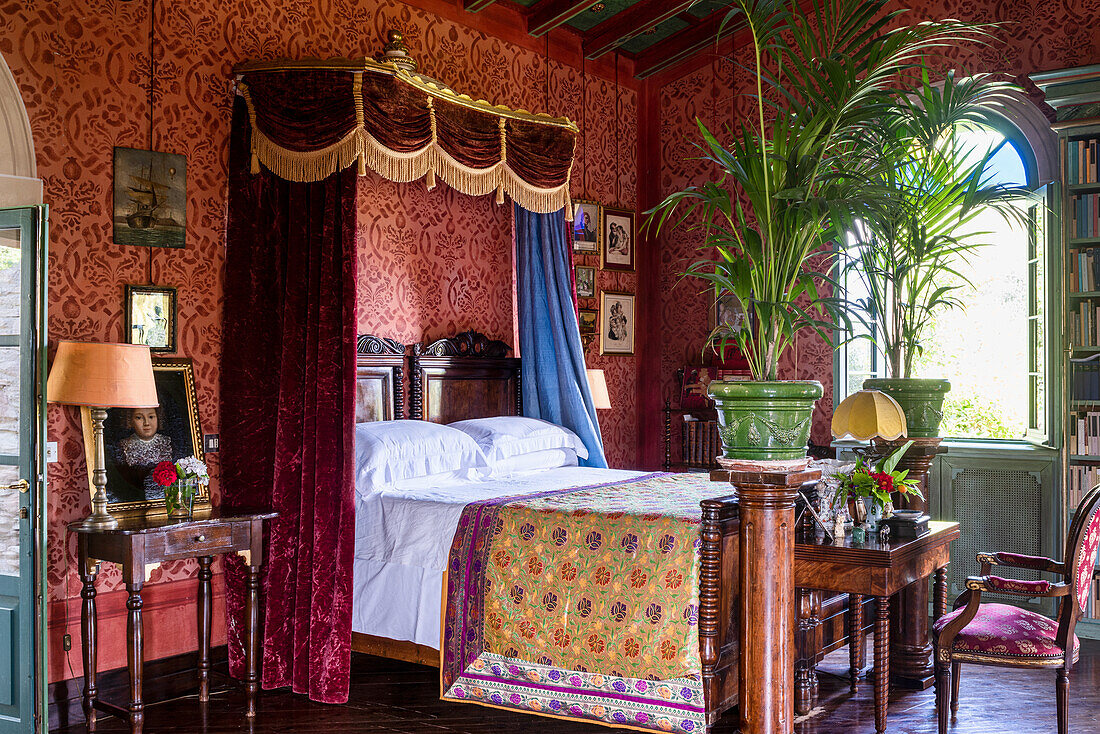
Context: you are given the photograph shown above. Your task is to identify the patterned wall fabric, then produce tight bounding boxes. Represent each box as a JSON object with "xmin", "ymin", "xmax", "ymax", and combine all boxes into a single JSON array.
[
  {"xmin": 651, "ymin": 0, "xmax": 1100, "ymax": 453},
  {"xmin": 1, "ymin": 0, "xmax": 637, "ymax": 681}
]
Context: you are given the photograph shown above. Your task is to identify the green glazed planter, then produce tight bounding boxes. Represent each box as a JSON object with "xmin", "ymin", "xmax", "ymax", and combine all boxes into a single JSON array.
[
  {"xmin": 862, "ymin": 378, "xmax": 951, "ymax": 438},
  {"xmin": 707, "ymin": 380, "xmax": 824, "ymax": 461}
]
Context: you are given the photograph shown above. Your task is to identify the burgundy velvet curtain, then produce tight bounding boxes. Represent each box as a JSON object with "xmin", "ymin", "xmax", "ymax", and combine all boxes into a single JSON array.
[{"xmin": 221, "ymin": 94, "xmax": 358, "ymax": 704}]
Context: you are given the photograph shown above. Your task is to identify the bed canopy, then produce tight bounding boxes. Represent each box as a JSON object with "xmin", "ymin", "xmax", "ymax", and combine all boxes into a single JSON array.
[{"xmin": 233, "ymin": 31, "xmax": 579, "ymax": 215}]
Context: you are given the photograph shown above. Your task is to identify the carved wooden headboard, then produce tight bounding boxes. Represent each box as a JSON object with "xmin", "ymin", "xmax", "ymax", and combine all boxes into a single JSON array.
[
  {"xmin": 410, "ymin": 330, "xmax": 521, "ymax": 424},
  {"xmin": 355, "ymin": 334, "xmax": 405, "ymax": 422}
]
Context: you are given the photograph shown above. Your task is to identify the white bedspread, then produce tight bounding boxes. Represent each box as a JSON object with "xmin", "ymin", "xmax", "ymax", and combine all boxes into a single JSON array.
[{"xmin": 352, "ymin": 466, "xmax": 645, "ymax": 649}]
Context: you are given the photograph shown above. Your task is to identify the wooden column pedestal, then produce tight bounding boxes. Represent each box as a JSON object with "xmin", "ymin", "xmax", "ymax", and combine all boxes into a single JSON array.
[
  {"xmin": 712, "ymin": 467, "xmax": 820, "ymax": 734},
  {"xmin": 880, "ymin": 438, "xmax": 947, "ymax": 690}
]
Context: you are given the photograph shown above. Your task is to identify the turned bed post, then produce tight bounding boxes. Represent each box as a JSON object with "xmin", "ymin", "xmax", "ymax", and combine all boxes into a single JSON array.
[
  {"xmin": 698, "ymin": 499, "xmax": 723, "ymax": 710},
  {"xmin": 713, "ymin": 467, "xmax": 819, "ymax": 734}
]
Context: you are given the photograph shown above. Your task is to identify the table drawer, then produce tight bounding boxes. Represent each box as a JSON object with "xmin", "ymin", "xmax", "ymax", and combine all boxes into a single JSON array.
[{"xmin": 162, "ymin": 524, "xmax": 235, "ymax": 556}]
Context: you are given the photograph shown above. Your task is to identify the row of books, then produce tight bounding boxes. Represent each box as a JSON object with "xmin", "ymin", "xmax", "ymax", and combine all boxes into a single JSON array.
[
  {"xmin": 1068, "ymin": 410, "xmax": 1100, "ymax": 455},
  {"xmin": 1070, "ymin": 194, "xmax": 1100, "ymax": 240},
  {"xmin": 1085, "ymin": 578, "xmax": 1100, "ymax": 620},
  {"xmin": 1069, "ymin": 246, "xmax": 1100, "ymax": 291},
  {"xmin": 1072, "ymin": 360, "xmax": 1100, "ymax": 400},
  {"xmin": 681, "ymin": 417, "xmax": 720, "ymax": 469},
  {"xmin": 1067, "ymin": 138, "xmax": 1100, "ymax": 185},
  {"xmin": 1068, "ymin": 302, "xmax": 1100, "ymax": 346},
  {"xmin": 1068, "ymin": 463, "xmax": 1100, "ymax": 510}
]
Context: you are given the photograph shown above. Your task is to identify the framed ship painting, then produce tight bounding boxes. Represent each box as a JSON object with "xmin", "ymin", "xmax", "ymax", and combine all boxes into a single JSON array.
[{"xmin": 113, "ymin": 146, "xmax": 187, "ymax": 248}]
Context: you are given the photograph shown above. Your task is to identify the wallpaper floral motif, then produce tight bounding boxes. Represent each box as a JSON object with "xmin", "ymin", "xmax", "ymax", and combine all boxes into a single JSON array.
[
  {"xmin": 648, "ymin": 0, "xmax": 1100, "ymax": 458},
  {"xmin": 2, "ymin": 0, "xmax": 637, "ymax": 682}
]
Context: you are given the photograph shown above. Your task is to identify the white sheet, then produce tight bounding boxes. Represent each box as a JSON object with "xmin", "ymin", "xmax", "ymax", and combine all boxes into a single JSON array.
[{"xmin": 352, "ymin": 466, "xmax": 645, "ymax": 649}]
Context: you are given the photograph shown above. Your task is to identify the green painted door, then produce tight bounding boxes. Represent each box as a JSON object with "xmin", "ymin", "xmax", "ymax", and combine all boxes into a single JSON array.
[{"xmin": 0, "ymin": 206, "xmax": 47, "ymax": 733}]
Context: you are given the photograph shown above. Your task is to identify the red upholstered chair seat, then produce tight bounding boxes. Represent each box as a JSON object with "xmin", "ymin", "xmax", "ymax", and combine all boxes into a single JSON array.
[{"xmin": 932, "ymin": 602, "xmax": 1080, "ymax": 665}]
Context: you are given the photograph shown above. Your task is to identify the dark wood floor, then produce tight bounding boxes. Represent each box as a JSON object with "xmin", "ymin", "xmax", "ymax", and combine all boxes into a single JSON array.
[{"xmin": 56, "ymin": 639, "xmax": 1100, "ymax": 733}]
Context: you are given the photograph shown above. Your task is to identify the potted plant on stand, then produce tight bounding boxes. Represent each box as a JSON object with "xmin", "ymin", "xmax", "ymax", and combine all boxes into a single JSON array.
[
  {"xmin": 648, "ymin": 0, "xmax": 1002, "ymax": 460},
  {"xmin": 846, "ymin": 71, "xmax": 1030, "ymax": 437}
]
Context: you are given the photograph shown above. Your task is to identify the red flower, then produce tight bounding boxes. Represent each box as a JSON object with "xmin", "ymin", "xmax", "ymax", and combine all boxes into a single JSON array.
[
  {"xmin": 870, "ymin": 471, "xmax": 894, "ymax": 493},
  {"xmin": 152, "ymin": 461, "xmax": 178, "ymax": 487}
]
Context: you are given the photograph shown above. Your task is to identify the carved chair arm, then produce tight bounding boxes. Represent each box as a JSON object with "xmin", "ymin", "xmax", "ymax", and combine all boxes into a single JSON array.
[
  {"xmin": 976, "ymin": 551, "xmax": 1064, "ymax": 575},
  {"xmin": 965, "ymin": 575, "xmax": 1070, "ymax": 598}
]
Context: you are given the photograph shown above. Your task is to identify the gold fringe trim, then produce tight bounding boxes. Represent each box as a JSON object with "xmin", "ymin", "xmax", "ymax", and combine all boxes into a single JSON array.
[
  {"xmin": 354, "ymin": 73, "xmax": 367, "ymax": 176},
  {"xmin": 239, "ymin": 83, "xmax": 262, "ymax": 174}
]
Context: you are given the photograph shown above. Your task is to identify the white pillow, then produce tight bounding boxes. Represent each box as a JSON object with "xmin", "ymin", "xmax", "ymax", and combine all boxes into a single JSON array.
[
  {"xmin": 447, "ymin": 416, "xmax": 589, "ymax": 466},
  {"xmin": 354, "ymin": 420, "xmax": 489, "ymax": 496},
  {"xmin": 488, "ymin": 447, "xmax": 580, "ymax": 478}
]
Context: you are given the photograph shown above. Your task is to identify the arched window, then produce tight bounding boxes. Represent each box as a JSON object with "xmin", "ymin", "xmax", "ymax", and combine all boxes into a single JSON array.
[{"xmin": 835, "ymin": 95, "xmax": 1057, "ymax": 442}]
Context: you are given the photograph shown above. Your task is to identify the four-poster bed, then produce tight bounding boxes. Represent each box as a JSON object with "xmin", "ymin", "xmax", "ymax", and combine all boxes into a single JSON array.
[{"xmin": 349, "ymin": 332, "xmax": 743, "ymax": 730}]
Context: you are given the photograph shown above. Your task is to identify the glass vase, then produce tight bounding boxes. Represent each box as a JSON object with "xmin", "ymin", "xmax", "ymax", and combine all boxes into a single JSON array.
[{"xmin": 165, "ymin": 477, "xmax": 198, "ymax": 518}]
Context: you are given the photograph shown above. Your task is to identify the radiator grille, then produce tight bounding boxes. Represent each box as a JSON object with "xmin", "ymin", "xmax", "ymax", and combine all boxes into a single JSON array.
[{"xmin": 951, "ymin": 467, "xmax": 1043, "ymax": 599}]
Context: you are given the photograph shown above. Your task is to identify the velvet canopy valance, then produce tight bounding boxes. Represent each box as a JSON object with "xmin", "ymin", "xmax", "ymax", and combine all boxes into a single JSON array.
[{"xmin": 233, "ymin": 58, "xmax": 579, "ymax": 215}]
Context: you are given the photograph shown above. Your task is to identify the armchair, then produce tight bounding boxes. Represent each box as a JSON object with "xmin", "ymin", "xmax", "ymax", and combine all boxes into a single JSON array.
[{"xmin": 931, "ymin": 483, "xmax": 1100, "ymax": 734}]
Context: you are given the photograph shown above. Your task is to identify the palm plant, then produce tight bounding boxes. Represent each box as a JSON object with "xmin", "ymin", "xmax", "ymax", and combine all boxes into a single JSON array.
[
  {"xmin": 647, "ymin": 0, "xmax": 1002, "ymax": 382},
  {"xmin": 843, "ymin": 71, "xmax": 1031, "ymax": 379}
]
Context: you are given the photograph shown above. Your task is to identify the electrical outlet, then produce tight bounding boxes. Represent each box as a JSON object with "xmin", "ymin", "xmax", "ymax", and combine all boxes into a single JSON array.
[
  {"xmin": 203, "ymin": 434, "xmax": 219, "ymax": 453},
  {"xmin": 62, "ymin": 634, "xmax": 71, "ymax": 651},
  {"xmin": 45, "ymin": 442, "xmax": 57, "ymax": 463}
]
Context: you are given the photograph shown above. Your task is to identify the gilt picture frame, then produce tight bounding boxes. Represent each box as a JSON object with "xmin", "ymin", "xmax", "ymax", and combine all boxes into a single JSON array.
[
  {"xmin": 571, "ymin": 200, "xmax": 601, "ymax": 253},
  {"xmin": 124, "ymin": 284, "xmax": 177, "ymax": 353},
  {"xmin": 80, "ymin": 357, "xmax": 209, "ymax": 518},
  {"xmin": 600, "ymin": 291, "xmax": 635, "ymax": 355},
  {"xmin": 575, "ymin": 265, "xmax": 596, "ymax": 299},
  {"xmin": 112, "ymin": 146, "xmax": 187, "ymax": 248}
]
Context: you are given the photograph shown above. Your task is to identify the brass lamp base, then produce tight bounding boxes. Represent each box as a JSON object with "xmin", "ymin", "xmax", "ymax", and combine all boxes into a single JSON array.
[{"xmin": 84, "ymin": 407, "xmax": 119, "ymax": 530}]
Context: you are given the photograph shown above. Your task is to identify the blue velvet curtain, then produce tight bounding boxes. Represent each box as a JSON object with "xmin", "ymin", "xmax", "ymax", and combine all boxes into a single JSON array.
[{"xmin": 514, "ymin": 204, "xmax": 608, "ymax": 468}]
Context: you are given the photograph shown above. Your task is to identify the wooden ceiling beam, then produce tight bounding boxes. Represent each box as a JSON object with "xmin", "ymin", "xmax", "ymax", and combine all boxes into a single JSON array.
[
  {"xmin": 582, "ymin": 0, "xmax": 701, "ymax": 59},
  {"xmin": 527, "ymin": 0, "xmax": 604, "ymax": 37},
  {"xmin": 632, "ymin": 9, "xmax": 744, "ymax": 79},
  {"xmin": 464, "ymin": 0, "xmax": 498, "ymax": 11}
]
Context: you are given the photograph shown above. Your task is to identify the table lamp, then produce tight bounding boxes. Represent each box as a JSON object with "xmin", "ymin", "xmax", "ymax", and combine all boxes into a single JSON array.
[
  {"xmin": 46, "ymin": 341, "xmax": 158, "ymax": 530},
  {"xmin": 831, "ymin": 389, "xmax": 907, "ymax": 442},
  {"xmin": 586, "ymin": 369, "xmax": 612, "ymax": 410}
]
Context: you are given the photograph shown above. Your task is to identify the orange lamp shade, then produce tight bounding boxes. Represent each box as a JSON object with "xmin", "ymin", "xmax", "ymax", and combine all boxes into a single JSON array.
[
  {"xmin": 831, "ymin": 389, "xmax": 907, "ymax": 441},
  {"xmin": 46, "ymin": 341, "xmax": 159, "ymax": 408},
  {"xmin": 586, "ymin": 369, "xmax": 612, "ymax": 410}
]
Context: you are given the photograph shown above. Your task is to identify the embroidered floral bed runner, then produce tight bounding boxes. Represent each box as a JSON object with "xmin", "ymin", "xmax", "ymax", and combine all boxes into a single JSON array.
[{"xmin": 441, "ymin": 472, "xmax": 731, "ymax": 733}]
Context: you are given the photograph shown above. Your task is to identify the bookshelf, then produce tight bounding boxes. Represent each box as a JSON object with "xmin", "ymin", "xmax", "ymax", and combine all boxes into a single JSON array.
[{"xmin": 1034, "ymin": 64, "xmax": 1100, "ymax": 633}]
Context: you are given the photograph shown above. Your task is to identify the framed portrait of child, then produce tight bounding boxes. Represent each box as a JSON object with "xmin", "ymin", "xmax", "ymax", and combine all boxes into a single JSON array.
[{"xmin": 80, "ymin": 357, "xmax": 209, "ymax": 518}]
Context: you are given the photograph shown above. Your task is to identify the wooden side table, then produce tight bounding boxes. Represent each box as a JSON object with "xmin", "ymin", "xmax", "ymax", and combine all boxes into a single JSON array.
[
  {"xmin": 794, "ymin": 521, "xmax": 960, "ymax": 733},
  {"xmin": 68, "ymin": 508, "xmax": 277, "ymax": 734}
]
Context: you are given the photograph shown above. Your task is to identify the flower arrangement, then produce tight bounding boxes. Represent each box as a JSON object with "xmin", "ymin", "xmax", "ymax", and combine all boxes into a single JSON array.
[
  {"xmin": 833, "ymin": 440, "xmax": 922, "ymax": 516},
  {"xmin": 152, "ymin": 455, "xmax": 208, "ymax": 516}
]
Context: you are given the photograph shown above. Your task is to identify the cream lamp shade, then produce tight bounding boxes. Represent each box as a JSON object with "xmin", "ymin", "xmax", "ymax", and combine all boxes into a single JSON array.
[
  {"xmin": 586, "ymin": 369, "xmax": 612, "ymax": 410},
  {"xmin": 47, "ymin": 341, "xmax": 159, "ymax": 408},
  {"xmin": 831, "ymin": 389, "xmax": 907, "ymax": 441}
]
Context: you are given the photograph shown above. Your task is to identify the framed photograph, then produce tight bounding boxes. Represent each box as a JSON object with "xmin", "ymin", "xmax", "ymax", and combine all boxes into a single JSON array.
[
  {"xmin": 601, "ymin": 206, "xmax": 635, "ymax": 272},
  {"xmin": 575, "ymin": 265, "xmax": 596, "ymax": 299},
  {"xmin": 113, "ymin": 146, "xmax": 187, "ymax": 248},
  {"xmin": 578, "ymin": 308, "xmax": 599, "ymax": 335},
  {"xmin": 81, "ymin": 357, "xmax": 209, "ymax": 518},
  {"xmin": 125, "ymin": 284, "xmax": 177, "ymax": 353},
  {"xmin": 710, "ymin": 289, "xmax": 748, "ymax": 333},
  {"xmin": 600, "ymin": 291, "xmax": 635, "ymax": 355},
  {"xmin": 571, "ymin": 200, "xmax": 600, "ymax": 253}
]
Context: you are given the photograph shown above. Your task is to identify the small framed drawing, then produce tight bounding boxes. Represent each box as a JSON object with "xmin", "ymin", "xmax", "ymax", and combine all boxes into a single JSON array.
[
  {"xmin": 579, "ymin": 308, "xmax": 599, "ymax": 336},
  {"xmin": 113, "ymin": 146, "xmax": 187, "ymax": 248},
  {"xmin": 575, "ymin": 265, "xmax": 596, "ymax": 298},
  {"xmin": 572, "ymin": 200, "xmax": 600, "ymax": 253},
  {"xmin": 601, "ymin": 206, "xmax": 635, "ymax": 272},
  {"xmin": 600, "ymin": 291, "xmax": 635, "ymax": 355},
  {"xmin": 710, "ymin": 288, "xmax": 748, "ymax": 333},
  {"xmin": 125, "ymin": 284, "xmax": 177, "ymax": 353},
  {"xmin": 81, "ymin": 357, "xmax": 209, "ymax": 518}
]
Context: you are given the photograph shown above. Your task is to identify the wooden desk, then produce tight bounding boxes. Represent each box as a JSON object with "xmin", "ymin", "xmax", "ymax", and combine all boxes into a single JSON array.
[
  {"xmin": 68, "ymin": 508, "xmax": 276, "ymax": 734},
  {"xmin": 794, "ymin": 521, "xmax": 960, "ymax": 733}
]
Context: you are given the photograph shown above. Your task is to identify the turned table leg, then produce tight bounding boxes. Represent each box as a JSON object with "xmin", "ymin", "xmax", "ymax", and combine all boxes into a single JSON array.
[
  {"xmin": 874, "ymin": 596, "xmax": 890, "ymax": 734},
  {"xmin": 245, "ymin": 564, "xmax": 262, "ymax": 717},
  {"xmin": 934, "ymin": 566, "xmax": 948, "ymax": 621},
  {"xmin": 795, "ymin": 588, "xmax": 821, "ymax": 715},
  {"xmin": 197, "ymin": 556, "xmax": 213, "ymax": 702},
  {"xmin": 126, "ymin": 580, "xmax": 145, "ymax": 734},
  {"xmin": 79, "ymin": 539, "xmax": 99, "ymax": 730},
  {"xmin": 849, "ymin": 594, "xmax": 864, "ymax": 693}
]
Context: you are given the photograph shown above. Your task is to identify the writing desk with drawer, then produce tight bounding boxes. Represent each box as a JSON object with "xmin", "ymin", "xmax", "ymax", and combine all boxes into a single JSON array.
[{"xmin": 68, "ymin": 508, "xmax": 277, "ymax": 734}]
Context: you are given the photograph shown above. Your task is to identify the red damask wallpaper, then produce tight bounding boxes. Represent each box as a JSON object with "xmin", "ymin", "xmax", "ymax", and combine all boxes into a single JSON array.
[
  {"xmin": 2, "ymin": 0, "xmax": 637, "ymax": 682},
  {"xmin": 643, "ymin": 0, "xmax": 1100, "ymax": 466}
]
